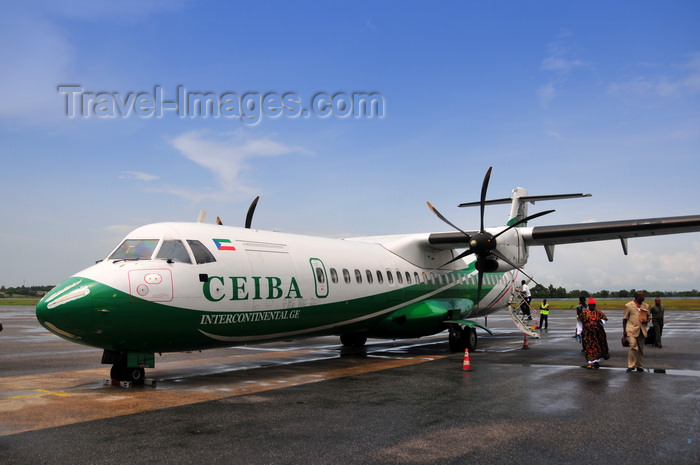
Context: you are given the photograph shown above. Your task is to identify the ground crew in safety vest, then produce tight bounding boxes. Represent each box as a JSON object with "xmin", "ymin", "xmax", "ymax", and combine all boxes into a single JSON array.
[{"xmin": 539, "ymin": 299, "xmax": 550, "ymax": 329}]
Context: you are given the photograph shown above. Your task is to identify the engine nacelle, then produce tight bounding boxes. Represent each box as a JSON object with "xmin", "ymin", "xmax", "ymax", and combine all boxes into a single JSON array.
[{"xmin": 486, "ymin": 227, "xmax": 528, "ymax": 272}]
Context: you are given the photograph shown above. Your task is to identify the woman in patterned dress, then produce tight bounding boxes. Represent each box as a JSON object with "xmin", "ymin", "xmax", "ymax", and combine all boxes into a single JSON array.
[{"xmin": 579, "ymin": 297, "xmax": 610, "ymax": 369}]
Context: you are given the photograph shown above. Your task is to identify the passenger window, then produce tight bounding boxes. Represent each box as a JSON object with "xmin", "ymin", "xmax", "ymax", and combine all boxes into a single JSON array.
[
  {"xmin": 386, "ymin": 271, "xmax": 394, "ymax": 284},
  {"xmin": 343, "ymin": 269, "xmax": 351, "ymax": 284},
  {"xmin": 157, "ymin": 240, "xmax": 192, "ymax": 264},
  {"xmin": 396, "ymin": 271, "xmax": 403, "ymax": 284},
  {"xmin": 109, "ymin": 239, "xmax": 158, "ymax": 260},
  {"xmin": 330, "ymin": 268, "xmax": 338, "ymax": 284},
  {"xmin": 316, "ymin": 267, "xmax": 325, "ymax": 283},
  {"xmin": 354, "ymin": 269, "xmax": 362, "ymax": 284},
  {"xmin": 366, "ymin": 270, "xmax": 373, "ymax": 284},
  {"xmin": 406, "ymin": 272, "xmax": 411, "ymax": 284},
  {"xmin": 187, "ymin": 240, "xmax": 216, "ymax": 264},
  {"xmin": 376, "ymin": 270, "xmax": 384, "ymax": 284}
]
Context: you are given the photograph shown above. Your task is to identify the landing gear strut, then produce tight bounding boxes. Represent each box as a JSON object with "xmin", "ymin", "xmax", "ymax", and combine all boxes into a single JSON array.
[{"xmin": 449, "ymin": 325, "xmax": 477, "ymax": 353}]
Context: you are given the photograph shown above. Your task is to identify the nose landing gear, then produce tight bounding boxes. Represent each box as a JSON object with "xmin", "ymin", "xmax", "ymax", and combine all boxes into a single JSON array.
[
  {"xmin": 110, "ymin": 362, "xmax": 146, "ymax": 386},
  {"xmin": 102, "ymin": 349, "xmax": 153, "ymax": 386}
]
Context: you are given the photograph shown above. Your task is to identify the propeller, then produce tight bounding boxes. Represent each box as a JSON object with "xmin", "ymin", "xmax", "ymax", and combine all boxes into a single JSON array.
[
  {"xmin": 427, "ymin": 167, "xmax": 553, "ymax": 303},
  {"xmin": 245, "ymin": 196, "xmax": 260, "ymax": 229},
  {"xmin": 214, "ymin": 196, "xmax": 260, "ymax": 228}
]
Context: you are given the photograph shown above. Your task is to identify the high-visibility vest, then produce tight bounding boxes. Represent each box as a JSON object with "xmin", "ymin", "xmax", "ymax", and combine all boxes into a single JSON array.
[{"xmin": 540, "ymin": 303, "xmax": 550, "ymax": 315}]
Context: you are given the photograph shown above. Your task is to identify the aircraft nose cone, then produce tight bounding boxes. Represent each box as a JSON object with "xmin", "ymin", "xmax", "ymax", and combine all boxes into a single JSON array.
[{"xmin": 36, "ymin": 278, "xmax": 95, "ymax": 341}]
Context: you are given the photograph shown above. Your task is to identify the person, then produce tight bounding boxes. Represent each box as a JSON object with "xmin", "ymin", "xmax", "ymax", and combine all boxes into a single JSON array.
[
  {"xmin": 539, "ymin": 299, "xmax": 550, "ymax": 329},
  {"xmin": 622, "ymin": 291, "xmax": 651, "ymax": 372},
  {"xmin": 573, "ymin": 296, "xmax": 587, "ymax": 340},
  {"xmin": 578, "ymin": 297, "xmax": 610, "ymax": 369},
  {"xmin": 649, "ymin": 297, "xmax": 665, "ymax": 348},
  {"xmin": 518, "ymin": 280, "xmax": 532, "ymax": 320}
]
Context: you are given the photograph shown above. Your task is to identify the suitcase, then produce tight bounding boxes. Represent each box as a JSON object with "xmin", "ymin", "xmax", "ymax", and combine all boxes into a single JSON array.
[{"xmin": 645, "ymin": 326, "xmax": 656, "ymax": 345}]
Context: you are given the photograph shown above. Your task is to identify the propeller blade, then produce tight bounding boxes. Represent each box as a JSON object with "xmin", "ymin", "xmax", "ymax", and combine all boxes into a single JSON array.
[
  {"xmin": 427, "ymin": 202, "xmax": 471, "ymax": 238},
  {"xmin": 492, "ymin": 209, "xmax": 555, "ymax": 240},
  {"xmin": 421, "ymin": 249, "xmax": 476, "ymax": 277},
  {"xmin": 479, "ymin": 167, "xmax": 493, "ymax": 232},
  {"xmin": 245, "ymin": 196, "xmax": 260, "ymax": 229},
  {"xmin": 476, "ymin": 267, "xmax": 484, "ymax": 304},
  {"xmin": 490, "ymin": 249, "xmax": 541, "ymax": 288}
]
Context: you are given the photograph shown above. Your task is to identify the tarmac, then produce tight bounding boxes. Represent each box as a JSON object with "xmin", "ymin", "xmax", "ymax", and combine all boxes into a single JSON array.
[{"xmin": 0, "ymin": 305, "xmax": 698, "ymax": 464}]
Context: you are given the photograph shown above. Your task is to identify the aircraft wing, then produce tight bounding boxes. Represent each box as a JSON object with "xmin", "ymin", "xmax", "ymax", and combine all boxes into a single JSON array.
[
  {"xmin": 523, "ymin": 214, "xmax": 700, "ymax": 261},
  {"xmin": 426, "ymin": 214, "xmax": 700, "ymax": 256},
  {"xmin": 524, "ymin": 215, "xmax": 700, "ymax": 245}
]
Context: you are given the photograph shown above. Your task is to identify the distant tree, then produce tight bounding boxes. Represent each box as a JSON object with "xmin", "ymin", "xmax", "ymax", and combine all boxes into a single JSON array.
[
  {"xmin": 568, "ymin": 289, "xmax": 589, "ymax": 299},
  {"xmin": 552, "ymin": 286, "xmax": 567, "ymax": 298},
  {"xmin": 531, "ymin": 284, "xmax": 548, "ymax": 298}
]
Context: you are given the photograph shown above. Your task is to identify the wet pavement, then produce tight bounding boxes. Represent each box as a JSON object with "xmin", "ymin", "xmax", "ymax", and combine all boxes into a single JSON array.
[{"xmin": 0, "ymin": 305, "xmax": 698, "ymax": 464}]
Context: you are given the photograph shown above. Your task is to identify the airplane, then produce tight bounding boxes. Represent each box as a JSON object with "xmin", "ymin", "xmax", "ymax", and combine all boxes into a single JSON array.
[{"xmin": 36, "ymin": 167, "xmax": 700, "ymax": 384}]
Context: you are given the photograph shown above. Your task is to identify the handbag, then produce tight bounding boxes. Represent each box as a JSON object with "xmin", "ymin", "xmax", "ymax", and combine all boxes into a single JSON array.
[{"xmin": 621, "ymin": 335, "xmax": 629, "ymax": 347}]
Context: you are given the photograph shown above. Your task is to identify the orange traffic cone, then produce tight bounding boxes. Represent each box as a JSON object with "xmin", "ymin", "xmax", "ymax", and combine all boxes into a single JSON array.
[
  {"xmin": 462, "ymin": 348, "xmax": 472, "ymax": 371},
  {"xmin": 522, "ymin": 333, "xmax": 529, "ymax": 349}
]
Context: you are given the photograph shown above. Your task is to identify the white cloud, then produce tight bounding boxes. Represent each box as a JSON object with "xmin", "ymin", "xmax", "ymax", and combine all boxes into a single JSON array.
[
  {"xmin": 538, "ymin": 36, "xmax": 589, "ymax": 108},
  {"xmin": 527, "ymin": 240, "xmax": 700, "ymax": 292},
  {"xmin": 120, "ymin": 171, "xmax": 160, "ymax": 182},
  {"xmin": 607, "ymin": 52, "xmax": 700, "ymax": 100},
  {"xmin": 541, "ymin": 55, "xmax": 586, "ymax": 74},
  {"xmin": 167, "ymin": 130, "xmax": 309, "ymax": 202},
  {"xmin": 537, "ymin": 82, "xmax": 557, "ymax": 108}
]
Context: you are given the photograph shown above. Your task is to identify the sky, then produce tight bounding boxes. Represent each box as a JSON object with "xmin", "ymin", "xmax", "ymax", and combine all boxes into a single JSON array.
[{"xmin": 1, "ymin": 1, "xmax": 699, "ymax": 292}]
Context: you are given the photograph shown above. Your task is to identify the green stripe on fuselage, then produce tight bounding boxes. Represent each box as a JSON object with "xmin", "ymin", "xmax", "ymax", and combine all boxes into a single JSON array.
[{"xmin": 37, "ymin": 268, "xmax": 503, "ymax": 353}]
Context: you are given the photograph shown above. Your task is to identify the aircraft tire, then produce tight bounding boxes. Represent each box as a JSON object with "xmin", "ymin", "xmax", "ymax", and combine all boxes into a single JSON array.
[
  {"xmin": 110, "ymin": 363, "xmax": 146, "ymax": 385},
  {"xmin": 127, "ymin": 367, "xmax": 146, "ymax": 386},
  {"xmin": 465, "ymin": 326, "xmax": 478, "ymax": 352},
  {"xmin": 449, "ymin": 326, "xmax": 477, "ymax": 352},
  {"xmin": 448, "ymin": 327, "xmax": 465, "ymax": 352},
  {"xmin": 340, "ymin": 333, "xmax": 368, "ymax": 347}
]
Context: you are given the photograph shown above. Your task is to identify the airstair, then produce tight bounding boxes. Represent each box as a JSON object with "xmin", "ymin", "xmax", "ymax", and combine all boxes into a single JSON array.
[{"xmin": 507, "ymin": 281, "xmax": 540, "ymax": 338}]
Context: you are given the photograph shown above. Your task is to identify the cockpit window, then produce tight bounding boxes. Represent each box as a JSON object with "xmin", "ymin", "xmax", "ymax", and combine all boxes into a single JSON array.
[
  {"xmin": 109, "ymin": 239, "xmax": 159, "ymax": 260},
  {"xmin": 156, "ymin": 240, "xmax": 192, "ymax": 264},
  {"xmin": 187, "ymin": 240, "xmax": 216, "ymax": 264}
]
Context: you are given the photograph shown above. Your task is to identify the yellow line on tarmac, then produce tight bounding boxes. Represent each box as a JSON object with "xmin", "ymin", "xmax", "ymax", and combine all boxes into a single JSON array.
[
  {"xmin": 5, "ymin": 389, "xmax": 71, "ymax": 400},
  {"xmin": 0, "ymin": 353, "xmax": 446, "ymax": 437}
]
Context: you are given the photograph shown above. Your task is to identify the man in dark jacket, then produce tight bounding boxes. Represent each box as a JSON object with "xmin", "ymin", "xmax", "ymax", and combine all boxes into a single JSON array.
[{"xmin": 649, "ymin": 297, "xmax": 665, "ymax": 348}]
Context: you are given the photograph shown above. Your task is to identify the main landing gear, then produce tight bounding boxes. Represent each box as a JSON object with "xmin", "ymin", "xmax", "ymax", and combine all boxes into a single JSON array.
[{"xmin": 449, "ymin": 325, "xmax": 477, "ymax": 353}]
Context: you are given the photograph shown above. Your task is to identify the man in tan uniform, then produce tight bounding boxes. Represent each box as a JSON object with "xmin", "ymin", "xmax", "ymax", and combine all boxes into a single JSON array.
[{"xmin": 622, "ymin": 291, "xmax": 651, "ymax": 372}]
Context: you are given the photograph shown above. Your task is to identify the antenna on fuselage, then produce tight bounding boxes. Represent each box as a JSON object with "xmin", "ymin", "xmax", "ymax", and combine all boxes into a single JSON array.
[{"xmin": 197, "ymin": 210, "xmax": 208, "ymax": 223}]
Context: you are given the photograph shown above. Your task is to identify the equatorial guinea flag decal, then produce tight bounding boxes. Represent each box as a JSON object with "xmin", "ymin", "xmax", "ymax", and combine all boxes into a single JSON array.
[{"xmin": 213, "ymin": 239, "xmax": 236, "ymax": 251}]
